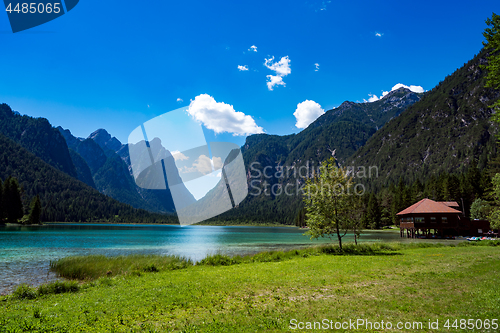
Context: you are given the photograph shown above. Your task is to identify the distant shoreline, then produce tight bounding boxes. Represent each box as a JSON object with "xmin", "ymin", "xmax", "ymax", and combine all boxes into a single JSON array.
[{"xmin": 2, "ymin": 221, "xmax": 300, "ymax": 228}]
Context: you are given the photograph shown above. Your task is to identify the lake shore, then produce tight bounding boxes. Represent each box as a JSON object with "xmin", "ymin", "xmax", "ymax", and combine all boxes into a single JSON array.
[
  {"xmin": 0, "ymin": 224, "xmax": 463, "ymax": 296},
  {"xmin": 1, "ymin": 241, "xmax": 499, "ymax": 331},
  {"xmin": 8, "ymin": 221, "xmax": 300, "ymax": 227}
]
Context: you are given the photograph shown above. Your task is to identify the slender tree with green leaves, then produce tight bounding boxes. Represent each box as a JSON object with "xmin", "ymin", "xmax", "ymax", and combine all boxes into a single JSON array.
[
  {"xmin": 302, "ymin": 157, "xmax": 357, "ymax": 250},
  {"xmin": 471, "ymin": 198, "xmax": 491, "ymax": 220},
  {"xmin": 347, "ymin": 195, "xmax": 365, "ymax": 245}
]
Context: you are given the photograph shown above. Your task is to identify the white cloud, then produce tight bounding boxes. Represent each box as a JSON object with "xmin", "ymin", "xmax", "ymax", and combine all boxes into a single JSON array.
[
  {"xmin": 189, "ymin": 155, "xmax": 212, "ymax": 175},
  {"xmin": 177, "ymin": 98, "xmax": 183, "ymax": 102},
  {"xmin": 294, "ymin": 100, "xmax": 325, "ymax": 129},
  {"xmin": 314, "ymin": 63, "xmax": 320, "ymax": 72},
  {"xmin": 266, "ymin": 75, "xmax": 285, "ymax": 91},
  {"xmin": 375, "ymin": 32, "xmax": 383, "ymax": 37},
  {"xmin": 187, "ymin": 94, "xmax": 264, "ymax": 136},
  {"xmin": 171, "ymin": 151, "xmax": 189, "ymax": 161},
  {"xmin": 264, "ymin": 56, "xmax": 291, "ymax": 76},
  {"xmin": 182, "ymin": 155, "xmax": 224, "ymax": 175},
  {"xmin": 264, "ymin": 56, "xmax": 291, "ymax": 91},
  {"xmin": 212, "ymin": 156, "xmax": 223, "ymax": 170},
  {"xmin": 249, "ymin": 45, "xmax": 257, "ymax": 52},
  {"xmin": 238, "ymin": 65, "xmax": 249, "ymax": 71},
  {"xmin": 367, "ymin": 94, "xmax": 380, "ymax": 102},
  {"xmin": 389, "ymin": 83, "xmax": 424, "ymax": 94},
  {"xmin": 365, "ymin": 83, "xmax": 425, "ymax": 103}
]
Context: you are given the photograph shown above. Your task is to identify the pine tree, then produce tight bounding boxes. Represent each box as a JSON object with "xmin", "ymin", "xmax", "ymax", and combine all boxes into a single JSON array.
[
  {"xmin": 411, "ymin": 179, "xmax": 424, "ymax": 203},
  {"xmin": 0, "ymin": 178, "xmax": 3, "ymax": 224},
  {"xmin": 2, "ymin": 177, "xmax": 11, "ymax": 223},
  {"xmin": 379, "ymin": 187, "xmax": 393, "ymax": 226},
  {"xmin": 3, "ymin": 177, "xmax": 24, "ymax": 223},
  {"xmin": 366, "ymin": 193, "xmax": 381, "ymax": 229},
  {"xmin": 390, "ymin": 198, "xmax": 398, "ymax": 226},
  {"xmin": 483, "ymin": 12, "xmax": 500, "ymax": 124},
  {"xmin": 425, "ymin": 174, "xmax": 439, "ymax": 200},
  {"xmin": 294, "ymin": 207, "xmax": 306, "ymax": 227},
  {"xmin": 28, "ymin": 195, "xmax": 42, "ymax": 225}
]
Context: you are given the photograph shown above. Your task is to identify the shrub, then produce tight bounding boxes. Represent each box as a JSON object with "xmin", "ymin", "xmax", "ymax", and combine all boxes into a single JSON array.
[
  {"xmin": 143, "ymin": 264, "xmax": 159, "ymax": 272},
  {"xmin": 12, "ymin": 284, "xmax": 37, "ymax": 300},
  {"xmin": 37, "ymin": 281, "xmax": 80, "ymax": 295},
  {"xmin": 198, "ymin": 254, "xmax": 234, "ymax": 266},
  {"xmin": 33, "ymin": 307, "xmax": 42, "ymax": 319}
]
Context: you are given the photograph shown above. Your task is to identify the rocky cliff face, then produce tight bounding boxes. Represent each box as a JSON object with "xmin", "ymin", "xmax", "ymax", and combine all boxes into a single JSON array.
[
  {"xmin": 347, "ymin": 49, "xmax": 499, "ymax": 190},
  {"xmin": 58, "ymin": 127, "xmax": 179, "ymax": 213},
  {"xmin": 88, "ymin": 129, "xmax": 125, "ymax": 156}
]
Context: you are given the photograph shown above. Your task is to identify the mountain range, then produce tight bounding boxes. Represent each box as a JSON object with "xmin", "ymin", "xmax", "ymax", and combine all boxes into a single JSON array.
[
  {"xmin": 348, "ymin": 48, "xmax": 498, "ymax": 190},
  {"xmin": 0, "ymin": 47, "xmax": 498, "ymax": 224},
  {"xmin": 211, "ymin": 87, "xmax": 423, "ymax": 224},
  {"xmin": 57, "ymin": 127, "xmax": 180, "ymax": 214},
  {"xmin": 212, "ymin": 48, "xmax": 498, "ymax": 224}
]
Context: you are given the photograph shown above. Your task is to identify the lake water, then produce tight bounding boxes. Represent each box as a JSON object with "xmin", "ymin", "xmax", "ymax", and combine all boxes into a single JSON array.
[{"xmin": 0, "ymin": 223, "xmax": 403, "ymax": 295}]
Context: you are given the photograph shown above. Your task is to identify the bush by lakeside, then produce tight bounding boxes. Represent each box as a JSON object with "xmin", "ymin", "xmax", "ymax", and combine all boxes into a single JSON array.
[{"xmin": 1, "ymin": 241, "xmax": 500, "ymax": 332}]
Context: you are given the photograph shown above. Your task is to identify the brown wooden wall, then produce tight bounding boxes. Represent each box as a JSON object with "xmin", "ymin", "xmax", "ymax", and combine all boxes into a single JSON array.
[{"xmin": 399, "ymin": 213, "xmax": 462, "ymax": 229}]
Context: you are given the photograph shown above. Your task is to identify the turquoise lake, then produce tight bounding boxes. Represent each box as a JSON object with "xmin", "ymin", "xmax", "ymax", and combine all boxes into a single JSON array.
[{"xmin": 0, "ymin": 223, "xmax": 404, "ymax": 294}]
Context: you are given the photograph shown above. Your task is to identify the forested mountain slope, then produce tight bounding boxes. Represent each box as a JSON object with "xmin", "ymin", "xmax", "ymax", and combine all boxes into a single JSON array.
[
  {"xmin": 0, "ymin": 133, "xmax": 175, "ymax": 223},
  {"xmin": 58, "ymin": 127, "xmax": 178, "ymax": 214},
  {"xmin": 348, "ymin": 48, "xmax": 499, "ymax": 190},
  {"xmin": 0, "ymin": 104, "xmax": 78, "ymax": 179},
  {"xmin": 214, "ymin": 88, "xmax": 423, "ymax": 224}
]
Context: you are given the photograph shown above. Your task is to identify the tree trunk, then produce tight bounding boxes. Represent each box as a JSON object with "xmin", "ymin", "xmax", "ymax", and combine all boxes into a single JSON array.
[{"xmin": 336, "ymin": 223, "xmax": 342, "ymax": 250}]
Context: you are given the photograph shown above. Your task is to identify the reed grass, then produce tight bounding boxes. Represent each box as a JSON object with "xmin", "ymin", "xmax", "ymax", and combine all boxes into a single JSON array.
[
  {"xmin": 49, "ymin": 241, "xmax": 500, "ymax": 280},
  {"xmin": 50, "ymin": 254, "xmax": 192, "ymax": 280}
]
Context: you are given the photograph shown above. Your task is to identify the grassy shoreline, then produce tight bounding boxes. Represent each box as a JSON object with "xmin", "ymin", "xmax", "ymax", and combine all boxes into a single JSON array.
[{"xmin": 1, "ymin": 241, "xmax": 500, "ymax": 332}]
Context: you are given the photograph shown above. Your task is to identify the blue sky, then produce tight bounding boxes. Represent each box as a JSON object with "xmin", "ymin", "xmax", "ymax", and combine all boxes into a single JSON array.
[{"xmin": 0, "ymin": 0, "xmax": 498, "ymax": 147}]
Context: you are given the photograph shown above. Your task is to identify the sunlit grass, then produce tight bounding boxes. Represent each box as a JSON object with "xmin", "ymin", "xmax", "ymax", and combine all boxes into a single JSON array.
[{"xmin": 1, "ymin": 241, "xmax": 499, "ymax": 332}]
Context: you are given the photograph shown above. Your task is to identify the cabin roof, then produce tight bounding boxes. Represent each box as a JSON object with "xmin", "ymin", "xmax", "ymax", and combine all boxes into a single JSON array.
[
  {"xmin": 397, "ymin": 198, "xmax": 462, "ymax": 216},
  {"xmin": 441, "ymin": 201, "xmax": 460, "ymax": 208}
]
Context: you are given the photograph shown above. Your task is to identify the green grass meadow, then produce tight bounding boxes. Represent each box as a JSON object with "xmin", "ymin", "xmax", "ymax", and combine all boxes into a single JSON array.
[{"xmin": 1, "ymin": 242, "xmax": 500, "ymax": 332}]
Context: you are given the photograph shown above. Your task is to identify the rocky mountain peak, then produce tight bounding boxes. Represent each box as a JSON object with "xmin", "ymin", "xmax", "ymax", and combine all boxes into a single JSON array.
[{"xmin": 89, "ymin": 128, "xmax": 123, "ymax": 153}]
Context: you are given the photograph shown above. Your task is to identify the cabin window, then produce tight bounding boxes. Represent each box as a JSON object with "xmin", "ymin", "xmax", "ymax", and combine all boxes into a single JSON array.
[
  {"xmin": 414, "ymin": 217, "xmax": 424, "ymax": 223},
  {"xmin": 442, "ymin": 217, "xmax": 448, "ymax": 223},
  {"xmin": 430, "ymin": 217, "xmax": 436, "ymax": 223}
]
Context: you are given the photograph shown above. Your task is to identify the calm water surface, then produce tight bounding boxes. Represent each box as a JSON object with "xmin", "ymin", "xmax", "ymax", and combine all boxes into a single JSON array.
[{"xmin": 0, "ymin": 223, "xmax": 403, "ymax": 294}]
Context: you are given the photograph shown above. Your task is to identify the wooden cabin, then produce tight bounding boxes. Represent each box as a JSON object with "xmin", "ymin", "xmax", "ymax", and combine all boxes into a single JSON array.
[{"xmin": 397, "ymin": 198, "xmax": 492, "ymax": 238}]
